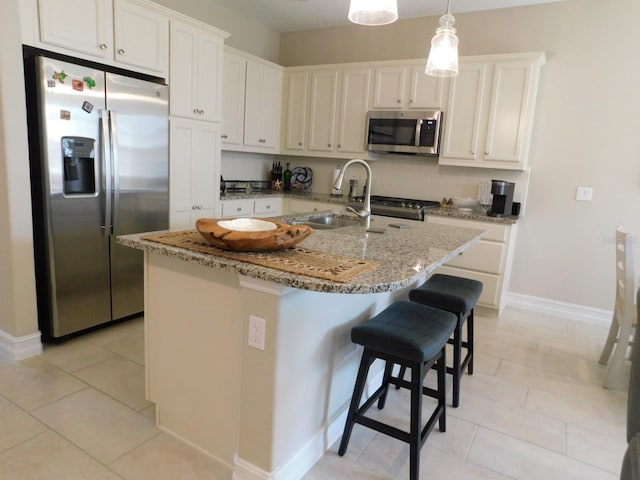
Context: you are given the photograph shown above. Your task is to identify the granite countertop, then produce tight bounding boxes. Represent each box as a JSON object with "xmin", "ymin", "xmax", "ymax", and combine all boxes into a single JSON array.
[
  {"xmin": 118, "ymin": 215, "xmax": 484, "ymax": 294},
  {"xmin": 425, "ymin": 207, "xmax": 520, "ymax": 224}
]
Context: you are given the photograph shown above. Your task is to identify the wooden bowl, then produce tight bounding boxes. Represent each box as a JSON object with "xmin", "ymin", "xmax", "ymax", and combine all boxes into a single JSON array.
[{"xmin": 195, "ymin": 217, "xmax": 313, "ymax": 251}]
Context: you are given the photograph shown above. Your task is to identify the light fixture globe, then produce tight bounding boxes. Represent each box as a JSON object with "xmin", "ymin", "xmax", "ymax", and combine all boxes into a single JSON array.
[
  {"xmin": 348, "ymin": 0, "xmax": 398, "ymax": 26},
  {"xmin": 426, "ymin": 12, "xmax": 459, "ymax": 77}
]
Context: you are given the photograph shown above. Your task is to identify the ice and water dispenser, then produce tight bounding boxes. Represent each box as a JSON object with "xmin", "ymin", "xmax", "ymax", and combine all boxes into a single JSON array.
[{"xmin": 62, "ymin": 137, "xmax": 96, "ymax": 196}]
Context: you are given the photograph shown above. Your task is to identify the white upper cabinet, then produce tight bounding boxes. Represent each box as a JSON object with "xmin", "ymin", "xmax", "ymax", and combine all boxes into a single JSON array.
[
  {"xmin": 170, "ymin": 19, "xmax": 224, "ymax": 122},
  {"xmin": 336, "ymin": 68, "xmax": 371, "ymax": 154},
  {"xmin": 221, "ymin": 47, "xmax": 283, "ymax": 154},
  {"xmin": 372, "ymin": 66, "xmax": 406, "ymax": 108},
  {"xmin": 243, "ymin": 62, "xmax": 283, "ymax": 150},
  {"xmin": 307, "ymin": 70, "xmax": 339, "ymax": 153},
  {"xmin": 221, "ymin": 52, "xmax": 247, "ymax": 146},
  {"xmin": 113, "ymin": 0, "xmax": 168, "ymax": 75},
  {"xmin": 440, "ymin": 52, "xmax": 546, "ymax": 170},
  {"xmin": 372, "ymin": 63, "xmax": 444, "ymax": 110},
  {"xmin": 281, "ymin": 66, "xmax": 371, "ymax": 157},
  {"xmin": 282, "ymin": 72, "xmax": 309, "ymax": 151},
  {"xmin": 38, "ymin": 0, "xmax": 113, "ymax": 60},
  {"xmin": 34, "ymin": 0, "xmax": 168, "ymax": 78}
]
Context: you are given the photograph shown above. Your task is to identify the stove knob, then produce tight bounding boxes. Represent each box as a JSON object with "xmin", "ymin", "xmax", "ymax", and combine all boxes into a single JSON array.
[
  {"xmin": 401, "ymin": 202, "xmax": 407, "ymax": 208},
  {"xmin": 406, "ymin": 202, "xmax": 413, "ymax": 208}
]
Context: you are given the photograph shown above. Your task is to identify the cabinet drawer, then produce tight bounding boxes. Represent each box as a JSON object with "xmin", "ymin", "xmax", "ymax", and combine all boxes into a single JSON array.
[
  {"xmin": 427, "ymin": 215, "xmax": 509, "ymax": 242},
  {"xmin": 221, "ymin": 199, "xmax": 254, "ymax": 218},
  {"xmin": 288, "ymin": 199, "xmax": 340, "ymax": 214},
  {"xmin": 446, "ymin": 240, "xmax": 506, "ymax": 274},
  {"xmin": 432, "ymin": 266, "xmax": 500, "ymax": 307},
  {"xmin": 254, "ymin": 197, "xmax": 283, "ymax": 216}
]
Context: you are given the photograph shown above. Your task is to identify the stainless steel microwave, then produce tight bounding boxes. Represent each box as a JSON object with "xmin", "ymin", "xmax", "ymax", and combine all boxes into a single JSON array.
[{"xmin": 365, "ymin": 110, "xmax": 443, "ymax": 156}]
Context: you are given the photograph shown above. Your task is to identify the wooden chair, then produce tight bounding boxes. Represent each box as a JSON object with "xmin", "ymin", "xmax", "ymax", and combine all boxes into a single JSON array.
[
  {"xmin": 600, "ymin": 226, "xmax": 637, "ymax": 389},
  {"xmin": 619, "ymin": 287, "xmax": 640, "ymax": 479}
]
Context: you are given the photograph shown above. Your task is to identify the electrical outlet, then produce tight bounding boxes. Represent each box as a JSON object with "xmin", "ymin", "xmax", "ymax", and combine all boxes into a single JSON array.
[
  {"xmin": 248, "ymin": 315, "xmax": 266, "ymax": 350},
  {"xmin": 576, "ymin": 186, "xmax": 593, "ymax": 201}
]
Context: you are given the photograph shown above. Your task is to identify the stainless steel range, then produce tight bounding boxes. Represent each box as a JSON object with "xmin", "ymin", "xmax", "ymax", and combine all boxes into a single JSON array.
[{"xmin": 349, "ymin": 195, "xmax": 440, "ymax": 220}]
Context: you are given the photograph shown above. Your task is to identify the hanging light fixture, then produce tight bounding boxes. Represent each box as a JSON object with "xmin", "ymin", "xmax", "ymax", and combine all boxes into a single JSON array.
[
  {"xmin": 425, "ymin": 0, "xmax": 459, "ymax": 77},
  {"xmin": 348, "ymin": 0, "xmax": 398, "ymax": 26}
]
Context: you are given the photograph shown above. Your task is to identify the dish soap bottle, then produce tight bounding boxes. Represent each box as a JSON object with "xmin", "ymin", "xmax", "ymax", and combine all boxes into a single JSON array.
[{"xmin": 283, "ymin": 163, "xmax": 292, "ymax": 191}]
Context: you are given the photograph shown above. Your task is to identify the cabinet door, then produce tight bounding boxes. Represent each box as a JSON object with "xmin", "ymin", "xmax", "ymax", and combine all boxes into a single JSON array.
[
  {"xmin": 283, "ymin": 72, "xmax": 308, "ymax": 151},
  {"xmin": 169, "ymin": 119, "xmax": 195, "ymax": 229},
  {"xmin": 113, "ymin": 0, "xmax": 168, "ymax": 76},
  {"xmin": 484, "ymin": 59, "xmax": 533, "ymax": 164},
  {"xmin": 244, "ymin": 63, "xmax": 282, "ymax": 150},
  {"xmin": 169, "ymin": 21, "xmax": 198, "ymax": 120},
  {"xmin": 408, "ymin": 65, "xmax": 444, "ymax": 108},
  {"xmin": 191, "ymin": 122, "xmax": 220, "ymax": 220},
  {"xmin": 222, "ymin": 52, "xmax": 246, "ymax": 146},
  {"xmin": 307, "ymin": 70, "xmax": 339, "ymax": 152},
  {"xmin": 372, "ymin": 66, "xmax": 405, "ymax": 108},
  {"xmin": 337, "ymin": 68, "xmax": 371, "ymax": 154},
  {"xmin": 195, "ymin": 31, "xmax": 224, "ymax": 122},
  {"xmin": 440, "ymin": 62, "xmax": 488, "ymax": 162},
  {"xmin": 169, "ymin": 119, "xmax": 220, "ymax": 230},
  {"xmin": 38, "ymin": 0, "xmax": 113, "ymax": 60}
]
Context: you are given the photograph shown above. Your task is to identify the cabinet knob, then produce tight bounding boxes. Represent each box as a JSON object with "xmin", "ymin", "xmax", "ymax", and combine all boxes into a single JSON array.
[
  {"xmin": 328, "ymin": 143, "xmax": 332, "ymax": 148},
  {"xmin": 397, "ymin": 99, "xmax": 401, "ymax": 104},
  {"xmin": 298, "ymin": 142, "xmax": 303, "ymax": 146},
  {"xmin": 193, "ymin": 109, "xmax": 199, "ymax": 114},
  {"xmin": 485, "ymin": 151, "xmax": 489, "ymax": 156},
  {"xmin": 471, "ymin": 150, "xmax": 476, "ymax": 155},
  {"xmin": 410, "ymin": 99, "xmax": 414, "ymax": 103},
  {"xmin": 99, "ymin": 43, "xmax": 108, "ymax": 51},
  {"xmin": 338, "ymin": 144, "xmax": 342, "ymax": 148},
  {"xmin": 200, "ymin": 109, "xmax": 205, "ymax": 115},
  {"xmin": 236, "ymin": 207, "xmax": 242, "ymax": 212},
  {"xmin": 221, "ymin": 134, "xmax": 228, "ymax": 139},
  {"xmin": 266, "ymin": 205, "xmax": 271, "ymax": 209},
  {"xmin": 117, "ymin": 48, "xmax": 125, "ymax": 55}
]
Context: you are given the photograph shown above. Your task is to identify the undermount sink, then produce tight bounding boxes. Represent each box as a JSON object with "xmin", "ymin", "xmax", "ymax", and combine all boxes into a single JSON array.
[{"xmin": 292, "ymin": 213, "xmax": 364, "ymax": 230}]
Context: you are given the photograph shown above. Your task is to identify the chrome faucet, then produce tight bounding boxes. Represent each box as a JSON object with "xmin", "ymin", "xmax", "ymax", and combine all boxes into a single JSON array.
[{"xmin": 333, "ymin": 158, "xmax": 372, "ymax": 228}]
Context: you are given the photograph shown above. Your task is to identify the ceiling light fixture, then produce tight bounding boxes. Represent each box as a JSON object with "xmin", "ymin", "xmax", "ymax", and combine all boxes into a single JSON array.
[
  {"xmin": 425, "ymin": 0, "xmax": 459, "ymax": 77},
  {"xmin": 348, "ymin": 0, "xmax": 398, "ymax": 26}
]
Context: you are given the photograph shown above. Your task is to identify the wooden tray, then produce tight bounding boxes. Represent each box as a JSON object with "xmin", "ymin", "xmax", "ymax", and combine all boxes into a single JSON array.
[{"xmin": 195, "ymin": 217, "xmax": 313, "ymax": 251}]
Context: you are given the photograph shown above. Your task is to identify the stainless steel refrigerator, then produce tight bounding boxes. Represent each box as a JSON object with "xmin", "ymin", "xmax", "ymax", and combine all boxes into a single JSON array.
[{"xmin": 27, "ymin": 55, "xmax": 168, "ymax": 339}]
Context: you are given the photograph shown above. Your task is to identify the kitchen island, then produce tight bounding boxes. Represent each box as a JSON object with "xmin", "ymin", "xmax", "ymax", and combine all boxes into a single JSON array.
[{"xmin": 119, "ymin": 215, "xmax": 484, "ymax": 480}]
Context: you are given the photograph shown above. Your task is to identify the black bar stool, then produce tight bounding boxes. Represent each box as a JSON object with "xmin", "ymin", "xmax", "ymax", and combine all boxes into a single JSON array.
[
  {"xmin": 338, "ymin": 301, "xmax": 457, "ymax": 480},
  {"xmin": 407, "ymin": 274, "xmax": 483, "ymax": 408}
]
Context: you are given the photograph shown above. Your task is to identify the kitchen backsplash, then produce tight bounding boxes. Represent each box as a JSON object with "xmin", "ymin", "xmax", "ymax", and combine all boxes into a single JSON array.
[{"xmin": 222, "ymin": 151, "xmax": 530, "ymax": 210}]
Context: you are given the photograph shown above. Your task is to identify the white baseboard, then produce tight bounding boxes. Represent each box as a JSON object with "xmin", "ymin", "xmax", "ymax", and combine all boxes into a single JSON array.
[
  {"xmin": 0, "ymin": 329, "xmax": 43, "ymax": 360},
  {"xmin": 233, "ymin": 368, "xmax": 384, "ymax": 480},
  {"xmin": 507, "ymin": 292, "xmax": 612, "ymax": 325}
]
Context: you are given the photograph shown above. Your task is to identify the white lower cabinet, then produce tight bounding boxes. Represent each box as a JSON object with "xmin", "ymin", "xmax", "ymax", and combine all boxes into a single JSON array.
[
  {"xmin": 169, "ymin": 118, "xmax": 221, "ymax": 230},
  {"xmin": 221, "ymin": 197, "xmax": 284, "ymax": 218},
  {"xmin": 426, "ymin": 215, "xmax": 518, "ymax": 313}
]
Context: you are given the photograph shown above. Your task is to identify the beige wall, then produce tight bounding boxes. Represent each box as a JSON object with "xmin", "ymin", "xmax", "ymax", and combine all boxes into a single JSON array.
[
  {"xmin": 151, "ymin": 0, "xmax": 280, "ymax": 62},
  {"xmin": 0, "ymin": 0, "xmax": 38, "ymax": 338},
  {"xmin": 279, "ymin": 0, "xmax": 640, "ymax": 311}
]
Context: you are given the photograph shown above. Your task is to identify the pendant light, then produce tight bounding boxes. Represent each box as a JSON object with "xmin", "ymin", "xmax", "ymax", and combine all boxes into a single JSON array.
[
  {"xmin": 425, "ymin": 0, "xmax": 459, "ymax": 77},
  {"xmin": 348, "ymin": 0, "xmax": 398, "ymax": 26}
]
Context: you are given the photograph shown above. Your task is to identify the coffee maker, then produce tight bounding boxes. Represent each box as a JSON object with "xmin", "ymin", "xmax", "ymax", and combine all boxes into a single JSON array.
[{"xmin": 488, "ymin": 180, "xmax": 515, "ymax": 217}]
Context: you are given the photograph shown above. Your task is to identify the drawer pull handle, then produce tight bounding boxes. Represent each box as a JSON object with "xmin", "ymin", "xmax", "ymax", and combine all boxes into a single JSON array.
[{"xmin": 117, "ymin": 48, "xmax": 125, "ymax": 55}]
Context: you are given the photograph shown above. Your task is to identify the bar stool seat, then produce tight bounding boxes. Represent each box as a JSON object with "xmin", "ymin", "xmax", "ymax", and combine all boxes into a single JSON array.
[
  {"xmin": 338, "ymin": 301, "xmax": 457, "ymax": 480},
  {"xmin": 409, "ymin": 274, "xmax": 483, "ymax": 407}
]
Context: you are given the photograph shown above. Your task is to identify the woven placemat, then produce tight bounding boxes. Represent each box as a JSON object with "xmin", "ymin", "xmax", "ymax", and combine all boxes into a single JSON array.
[{"xmin": 141, "ymin": 230, "xmax": 378, "ymax": 283}]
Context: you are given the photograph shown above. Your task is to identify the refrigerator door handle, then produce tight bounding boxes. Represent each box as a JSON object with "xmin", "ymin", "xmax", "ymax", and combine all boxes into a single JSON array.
[
  {"xmin": 109, "ymin": 111, "xmax": 119, "ymax": 234},
  {"xmin": 100, "ymin": 110, "xmax": 113, "ymax": 235}
]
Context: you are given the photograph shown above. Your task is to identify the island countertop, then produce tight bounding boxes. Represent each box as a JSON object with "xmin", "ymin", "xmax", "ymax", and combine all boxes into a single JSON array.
[{"xmin": 119, "ymin": 214, "xmax": 484, "ymax": 294}]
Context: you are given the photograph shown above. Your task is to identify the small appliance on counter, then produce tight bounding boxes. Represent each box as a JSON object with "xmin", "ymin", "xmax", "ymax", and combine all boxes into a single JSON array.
[{"xmin": 488, "ymin": 180, "xmax": 515, "ymax": 217}]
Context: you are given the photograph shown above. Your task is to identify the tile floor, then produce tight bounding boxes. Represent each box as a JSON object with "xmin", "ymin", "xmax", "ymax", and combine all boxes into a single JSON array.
[{"xmin": 0, "ymin": 307, "xmax": 629, "ymax": 479}]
